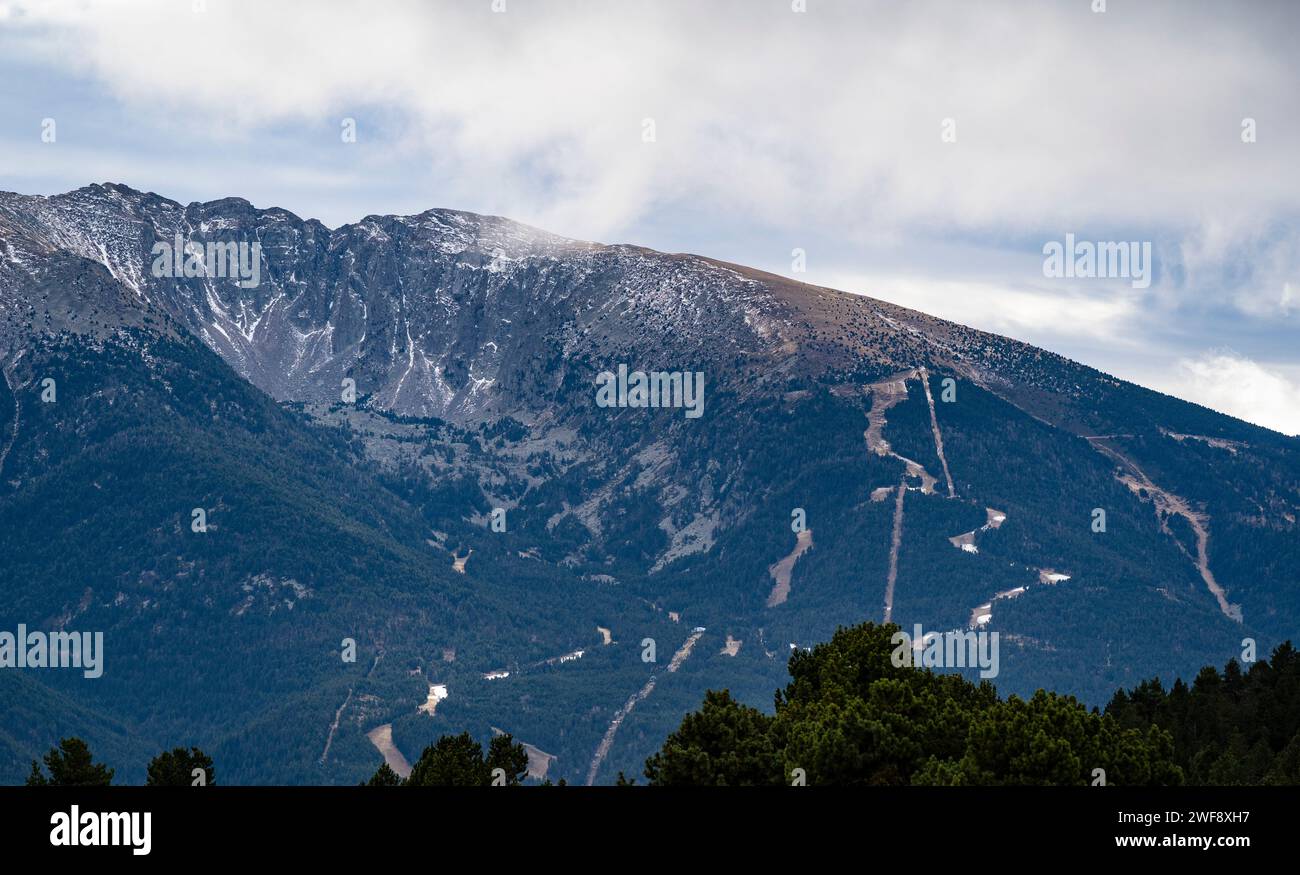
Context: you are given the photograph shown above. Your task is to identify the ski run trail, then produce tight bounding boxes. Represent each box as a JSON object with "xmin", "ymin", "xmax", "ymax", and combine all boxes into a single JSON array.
[
  {"xmin": 864, "ymin": 370, "xmax": 954, "ymax": 623},
  {"xmin": 585, "ymin": 628, "xmax": 705, "ymax": 785},
  {"xmin": 1086, "ymin": 436, "xmax": 1241, "ymax": 623}
]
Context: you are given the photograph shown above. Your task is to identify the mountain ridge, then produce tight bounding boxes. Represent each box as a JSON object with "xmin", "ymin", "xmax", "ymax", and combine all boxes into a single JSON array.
[
  {"xmin": 2, "ymin": 183, "xmax": 1288, "ymax": 443},
  {"xmin": 1, "ymin": 182, "xmax": 1295, "ymax": 785}
]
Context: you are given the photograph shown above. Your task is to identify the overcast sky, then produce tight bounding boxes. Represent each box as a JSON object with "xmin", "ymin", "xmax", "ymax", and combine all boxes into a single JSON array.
[{"xmin": 1, "ymin": 0, "xmax": 1297, "ymax": 434}]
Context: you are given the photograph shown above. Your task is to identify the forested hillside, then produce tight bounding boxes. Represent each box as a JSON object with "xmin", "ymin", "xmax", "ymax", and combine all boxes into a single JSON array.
[
  {"xmin": 1, "ymin": 184, "xmax": 1296, "ymax": 784},
  {"xmin": 645, "ymin": 622, "xmax": 1300, "ymax": 786}
]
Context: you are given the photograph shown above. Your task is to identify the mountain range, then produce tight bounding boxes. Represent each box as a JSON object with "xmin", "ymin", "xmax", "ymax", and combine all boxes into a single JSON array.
[{"xmin": 1, "ymin": 182, "xmax": 1296, "ymax": 784}]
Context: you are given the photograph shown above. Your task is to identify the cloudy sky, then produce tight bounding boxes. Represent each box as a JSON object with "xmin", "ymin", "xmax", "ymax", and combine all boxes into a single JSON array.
[{"xmin": 1, "ymin": 0, "xmax": 1297, "ymax": 434}]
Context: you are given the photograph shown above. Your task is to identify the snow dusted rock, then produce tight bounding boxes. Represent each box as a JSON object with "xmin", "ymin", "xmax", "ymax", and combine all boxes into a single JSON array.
[{"xmin": 0, "ymin": 184, "xmax": 805, "ymax": 422}]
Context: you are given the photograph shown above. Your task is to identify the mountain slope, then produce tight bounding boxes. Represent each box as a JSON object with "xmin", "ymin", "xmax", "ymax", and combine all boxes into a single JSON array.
[
  {"xmin": 0, "ymin": 288, "xmax": 651, "ymax": 783},
  {"xmin": 1, "ymin": 183, "xmax": 1296, "ymax": 784}
]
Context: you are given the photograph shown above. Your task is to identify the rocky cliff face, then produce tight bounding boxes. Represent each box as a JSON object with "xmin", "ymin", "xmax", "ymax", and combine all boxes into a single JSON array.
[{"xmin": 2, "ymin": 184, "xmax": 810, "ymax": 421}]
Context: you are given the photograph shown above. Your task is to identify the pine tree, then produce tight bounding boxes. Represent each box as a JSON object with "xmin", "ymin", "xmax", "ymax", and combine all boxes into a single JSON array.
[
  {"xmin": 406, "ymin": 732, "xmax": 489, "ymax": 786},
  {"xmin": 26, "ymin": 738, "xmax": 114, "ymax": 786},
  {"xmin": 146, "ymin": 747, "xmax": 215, "ymax": 786},
  {"xmin": 486, "ymin": 734, "xmax": 529, "ymax": 786},
  {"xmin": 364, "ymin": 763, "xmax": 403, "ymax": 786}
]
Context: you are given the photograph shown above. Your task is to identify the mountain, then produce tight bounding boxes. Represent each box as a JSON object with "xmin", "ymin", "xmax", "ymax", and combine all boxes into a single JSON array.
[{"xmin": 1, "ymin": 183, "xmax": 1296, "ymax": 784}]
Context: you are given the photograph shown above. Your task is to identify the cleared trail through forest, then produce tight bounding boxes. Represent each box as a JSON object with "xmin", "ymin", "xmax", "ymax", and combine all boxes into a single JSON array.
[
  {"xmin": 585, "ymin": 628, "xmax": 704, "ymax": 785},
  {"xmin": 766, "ymin": 529, "xmax": 814, "ymax": 607},
  {"xmin": 1087, "ymin": 437, "xmax": 1240, "ymax": 623},
  {"xmin": 863, "ymin": 371, "xmax": 939, "ymax": 494},
  {"xmin": 322, "ymin": 649, "xmax": 384, "ymax": 764},
  {"xmin": 320, "ymin": 690, "xmax": 354, "ymax": 765},
  {"xmin": 919, "ymin": 367, "xmax": 956, "ymax": 497},
  {"xmin": 864, "ymin": 371, "xmax": 946, "ymax": 624},
  {"xmin": 883, "ymin": 483, "xmax": 905, "ymax": 622},
  {"xmin": 366, "ymin": 724, "xmax": 412, "ymax": 778}
]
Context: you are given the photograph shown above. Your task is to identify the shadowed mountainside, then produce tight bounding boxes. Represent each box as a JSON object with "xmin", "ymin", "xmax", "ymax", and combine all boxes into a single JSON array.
[{"xmin": 0, "ymin": 184, "xmax": 1295, "ymax": 784}]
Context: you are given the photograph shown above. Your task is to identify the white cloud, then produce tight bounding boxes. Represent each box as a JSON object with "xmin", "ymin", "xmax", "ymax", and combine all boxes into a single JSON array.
[
  {"xmin": 4, "ymin": 0, "xmax": 1299, "ymax": 250},
  {"xmin": 1159, "ymin": 352, "xmax": 1300, "ymax": 436},
  {"xmin": 3, "ymin": 0, "xmax": 1299, "ymax": 433},
  {"xmin": 821, "ymin": 271, "xmax": 1142, "ymax": 349}
]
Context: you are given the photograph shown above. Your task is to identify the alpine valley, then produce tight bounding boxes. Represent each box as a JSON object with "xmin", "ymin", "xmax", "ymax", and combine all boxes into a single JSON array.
[{"xmin": 1, "ymin": 183, "xmax": 1296, "ymax": 784}]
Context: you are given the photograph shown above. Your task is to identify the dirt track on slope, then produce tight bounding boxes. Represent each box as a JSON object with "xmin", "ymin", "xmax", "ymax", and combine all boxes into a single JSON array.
[
  {"xmin": 585, "ymin": 629, "xmax": 704, "ymax": 785},
  {"xmin": 766, "ymin": 529, "xmax": 814, "ymax": 607},
  {"xmin": 919, "ymin": 366, "xmax": 956, "ymax": 497},
  {"xmin": 366, "ymin": 724, "xmax": 413, "ymax": 778},
  {"xmin": 1087, "ymin": 437, "xmax": 1241, "ymax": 623},
  {"xmin": 883, "ymin": 483, "xmax": 906, "ymax": 622}
]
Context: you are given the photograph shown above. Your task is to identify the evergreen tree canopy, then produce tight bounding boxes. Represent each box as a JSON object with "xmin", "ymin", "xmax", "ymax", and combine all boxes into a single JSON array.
[
  {"xmin": 145, "ymin": 747, "xmax": 215, "ymax": 786},
  {"xmin": 1106, "ymin": 642, "xmax": 1300, "ymax": 785},
  {"xmin": 372, "ymin": 731, "xmax": 530, "ymax": 786},
  {"xmin": 26, "ymin": 737, "xmax": 114, "ymax": 787},
  {"xmin": 364, "ymin": 763, "xmax": 403, "ymax": 787},
  {"xmin": 647, "ymin": 623, "xmax": 1187, "ymax": 786}
]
